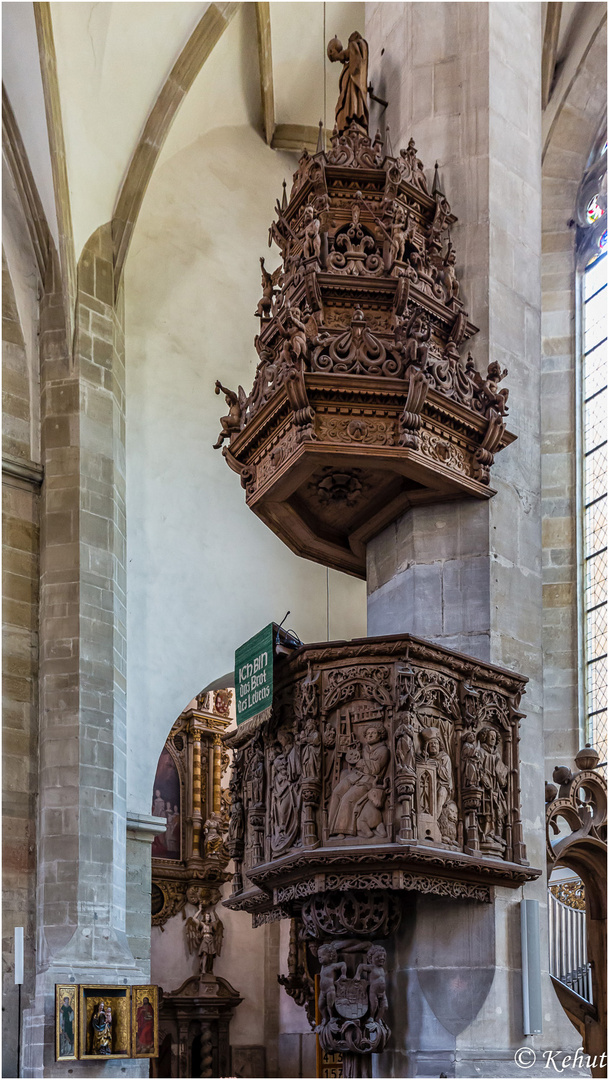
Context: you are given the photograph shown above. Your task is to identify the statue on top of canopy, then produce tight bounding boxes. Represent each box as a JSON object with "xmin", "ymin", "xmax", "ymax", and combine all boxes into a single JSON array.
[{"xmin": 327, "ymin": 31, "xmax": 369, "ymax": 135}]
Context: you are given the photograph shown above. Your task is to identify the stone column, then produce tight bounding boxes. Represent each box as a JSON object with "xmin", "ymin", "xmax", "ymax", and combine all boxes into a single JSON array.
[
  {"xmin": 126, "ymin": 814, "xmax": 167, "ymax": 978},
  {"xmin": 365, "ymin": 4, "xmax": 580, "ymax": 1075},
  {"xmin": 23, "ymin": 231, "xmax": 147, "ymax": 1077}
]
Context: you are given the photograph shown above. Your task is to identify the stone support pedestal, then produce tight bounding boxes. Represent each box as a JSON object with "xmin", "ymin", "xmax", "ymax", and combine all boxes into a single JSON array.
[{"xmin": 365, "ymin": 3, "xmax": 581, "ymax": 1075}]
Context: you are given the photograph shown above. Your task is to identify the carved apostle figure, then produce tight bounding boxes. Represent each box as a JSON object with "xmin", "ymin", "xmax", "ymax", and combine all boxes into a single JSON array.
[
  {"xmin": 461, "ymin": 730, "xmax": 481, "ymax": 788},
  {"xmin": 327, "ymin": 32, "xmax": 369, "ymax": 135},
  {"xmin": 421, "ymin": 728, "xmax": 452, "ymax": 819},
  {"xmin": 478, "ymin": 727, "xmax": 508, "ymax": 846},
  {"xmin": 270, "ymin": 734, "xmax": 301, "ymax": 854},
  {"xmin": 248, "ymin": 740, "xmax": 265, "ymax": 806},
  {"xmin": 298, "ymin": 717, "xmax": 321, "ymax": 780},
  {"xmin": 227, "ymin": 795, "xmax": 245, "ymax": 846}
]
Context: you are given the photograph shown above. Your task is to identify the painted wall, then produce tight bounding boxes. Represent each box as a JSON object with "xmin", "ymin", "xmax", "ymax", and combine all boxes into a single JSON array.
[{"xmin": 125, "ymin": 0, "xmax": 366, "ymax": 813}]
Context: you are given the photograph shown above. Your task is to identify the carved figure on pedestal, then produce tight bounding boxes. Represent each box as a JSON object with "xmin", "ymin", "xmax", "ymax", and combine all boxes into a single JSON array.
[
  {"xmin": 256, "ymin": 257, "xmax": 282, "ymax": 318},
  {"xmin": 478, "ymin": 727, "xmax": 508, "ymax": 851},
  {"xmin": 227, "ymin": 796, "xmax": 245, "ymax": 847},
  {"xmin": 186, "ymin": 905, "xmax": 224, "ymax": 974},
  {"xmin": 247, "ymin": 741, "xmax": 265, "ymax": 808},
  {"xmin": 302, "ymin": 206, "xmax": 322, "ymax": 261},
  {"xmin": 461, "ymin": 731, "xmax": 481, "ymax": 788},
  {"xmin": 298, "ymin": 717, "xmax": 321, "ymax": 780},
  {"xmin": 327, "ymin": 31, "xmax": 369, "ymax": 135},
  {"xmin": 395, "ymin": 719, "xmax": 415, "ymax": 772},
  {"xmin": 399, "ymin": 138, "xmax": 428, "ymax": 192},
  {"xmin": 213, "ymin": 381, "xmax": 244, "ymax": 449},
  {"xmin": 203, "ymin": 811, "xmax": 226, "ymax": 858},
  {"xmin": 270, "ymin": 733, "xmax": 301, "ymax": 855},
  {"xmin": 420, "ymin": 727, "xmax": 452, "ymax": 819}
]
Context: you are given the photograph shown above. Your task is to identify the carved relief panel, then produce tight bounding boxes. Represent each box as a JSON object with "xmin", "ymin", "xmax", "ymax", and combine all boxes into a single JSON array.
[{"xmin": 224, "ymin": 636, "xmax": 538, "ymax": 915}]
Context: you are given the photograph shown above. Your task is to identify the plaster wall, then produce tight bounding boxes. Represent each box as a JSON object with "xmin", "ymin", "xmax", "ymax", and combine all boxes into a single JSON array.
[
  {"xmin": 125, "ymin": 3, "xmax": 366, "ymax": 819},
  {"xmin": 271, "ymin": 2, "xmax": 364, "ymax": 130},
  {"xmin": 50, "ymin": 0, "xmax": 209, "ymax": 260}
]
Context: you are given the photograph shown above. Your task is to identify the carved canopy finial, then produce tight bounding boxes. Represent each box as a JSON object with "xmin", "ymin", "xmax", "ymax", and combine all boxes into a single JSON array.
[{"xmin": 327, "ymin": 30, "xmax": 369, "ymax": 135}]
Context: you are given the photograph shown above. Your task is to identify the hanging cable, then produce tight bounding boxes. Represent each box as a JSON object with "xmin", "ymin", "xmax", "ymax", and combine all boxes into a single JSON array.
[{"xmin": 323, "ymin": 2, "xmax": 327, "ymax": 137}]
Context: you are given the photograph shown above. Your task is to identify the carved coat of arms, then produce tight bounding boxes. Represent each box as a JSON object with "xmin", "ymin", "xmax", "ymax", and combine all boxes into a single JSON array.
[{"xmin": 335, "ymin": 976, "xmax": 369, "ymax": 1019}]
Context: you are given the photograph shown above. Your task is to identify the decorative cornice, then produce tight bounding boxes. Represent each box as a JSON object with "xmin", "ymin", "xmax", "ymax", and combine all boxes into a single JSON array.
[
  {"xmin": 2, "ymin": 455, "xmax": 44, "ymax": 488},
  {"xmin": 127, "ymin": 812, "xmax": 167, "ymax": 844}
]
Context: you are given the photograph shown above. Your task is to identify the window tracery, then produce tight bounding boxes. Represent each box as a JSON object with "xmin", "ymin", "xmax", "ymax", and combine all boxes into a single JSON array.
[{"xmin": 577, "ymin": 130, "xmax": 608, "ymax": 760}]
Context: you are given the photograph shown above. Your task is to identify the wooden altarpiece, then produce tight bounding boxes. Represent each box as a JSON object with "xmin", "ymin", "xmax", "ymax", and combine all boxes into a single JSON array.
[{"xmin": 151, "ymin": 691, "xmax": 242, "ymax": 1078}]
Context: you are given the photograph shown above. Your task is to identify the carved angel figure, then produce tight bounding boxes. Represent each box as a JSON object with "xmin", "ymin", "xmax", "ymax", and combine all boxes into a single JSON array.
[
  {"xmin": 302, "ymin": 206, "xmax": 322, "ymax": 261},
  {"xmin": 436, "ymin": 244, "xmax": 459, "ymax": 302},
  {"xmin": 317, "ymin": 943, "xmax": 347, "ymax": 1023},
  {"xmin": 480, "ymin": 361, "xmax": 509, "ymax": 414},
  {"xmin": 389, "ymin": 205, "xmax": 409, "ymax": 265},
  {"xmin": 256, "ymin": 257, "xmax": 282, "ymax": 318},
  {"xmin": 213, "ymin": 380, "xmax": 245, "ymax": 449},
  {"xmin": 355, "ymin": 944, "xmax": 388, "ymax": 1021},
  {"xmin": 186, "ymin": 905, "xmax": 224, "ymax": 974},
  {"xmin": 276, "ymin": 305, "xmax": 308, "ymax": 368},
  {"xmin": 327, "ymin": 31, "xmax": 369, "ymax": 135},
  {"xmin": 401, "ymin": 309, "xmax": 431, "ymax": 369}
]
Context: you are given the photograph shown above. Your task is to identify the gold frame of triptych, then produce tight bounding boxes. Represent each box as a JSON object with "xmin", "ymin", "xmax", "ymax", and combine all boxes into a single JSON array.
[{"xmin": 54, "ymin": 983, "xmax": 158, "ymax": 1061}]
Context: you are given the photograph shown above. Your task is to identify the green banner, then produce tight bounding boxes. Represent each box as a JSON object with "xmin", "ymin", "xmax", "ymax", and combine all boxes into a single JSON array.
[{"xmin": 235, "ymin": 623, "xmax": 274, "ymax": 725}]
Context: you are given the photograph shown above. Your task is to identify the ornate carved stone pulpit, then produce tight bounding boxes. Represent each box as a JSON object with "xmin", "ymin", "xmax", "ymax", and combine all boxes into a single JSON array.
[
  {"xmin": 224, "ymin": 635, "xmax": 539, "ymax": 1075},
  {"xmin": 214, "ymin": 35, "xmax": 514, "ymax": 578}
]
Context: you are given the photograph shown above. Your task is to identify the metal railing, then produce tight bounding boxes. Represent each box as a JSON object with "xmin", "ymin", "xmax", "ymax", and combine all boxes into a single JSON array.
[{"xmin": 548, "ymin": 890, "xmax": 593, "ymax": 1002}]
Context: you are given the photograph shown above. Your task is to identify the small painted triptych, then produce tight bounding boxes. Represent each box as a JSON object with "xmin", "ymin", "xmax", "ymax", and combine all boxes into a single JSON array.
[{"xmin": 55, "ymin": 984, "xmax": 159, "ymax": 1060}]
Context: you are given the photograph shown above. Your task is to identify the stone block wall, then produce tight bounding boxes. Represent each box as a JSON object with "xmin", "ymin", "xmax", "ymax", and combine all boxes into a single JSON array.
[{"xmin": 2, "ymin": 249, "xmax": 41, "ymax": 1077}]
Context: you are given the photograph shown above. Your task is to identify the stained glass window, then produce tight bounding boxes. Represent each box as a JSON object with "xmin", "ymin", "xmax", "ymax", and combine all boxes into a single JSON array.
[
  {"xmin": 586, "ymin": 195, "xmax": 605, "ymax": 224},
  {"xmin": 582, "ymin": 251, "xmax": 607, "ymax": 760}
]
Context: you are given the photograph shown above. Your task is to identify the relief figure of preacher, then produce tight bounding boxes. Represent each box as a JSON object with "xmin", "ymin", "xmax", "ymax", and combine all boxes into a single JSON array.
[{"xmin": 328, "ymin": 724, "xmax": 390, "ymax": 838}]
